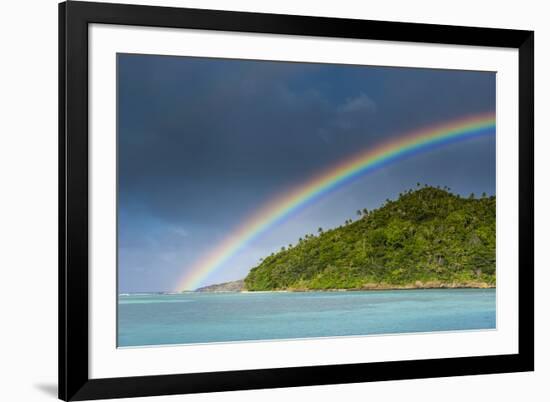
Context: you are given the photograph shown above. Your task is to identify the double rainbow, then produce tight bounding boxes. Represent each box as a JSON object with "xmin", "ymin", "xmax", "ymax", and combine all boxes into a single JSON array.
[{"xmin": 176, "ymin": 112, "xmax": 495, "ymax": 291}]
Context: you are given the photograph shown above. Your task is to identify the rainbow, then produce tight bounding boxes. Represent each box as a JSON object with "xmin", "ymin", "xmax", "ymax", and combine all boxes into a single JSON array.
[{"xmin": 176, "ymin": 112, "xmax": 495, "ymax": 291}]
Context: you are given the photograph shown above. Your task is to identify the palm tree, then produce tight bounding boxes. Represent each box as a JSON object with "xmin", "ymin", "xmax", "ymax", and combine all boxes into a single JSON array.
[
  {"xmin": 318, "ymin": 227, "xmax": 323, "ymax": 234},
  {"xmin": 362, "ymin": 208, "xmax": 368, "ymax": 217},
  {"xmin": 356, "ymin": 210, "xmax": 362, "ymax": 217}
]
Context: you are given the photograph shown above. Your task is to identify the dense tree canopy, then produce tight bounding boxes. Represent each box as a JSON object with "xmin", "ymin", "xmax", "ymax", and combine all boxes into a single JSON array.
[{"xmin": 244, "ymin": 187, "xmax": 496, "ymax": 291}]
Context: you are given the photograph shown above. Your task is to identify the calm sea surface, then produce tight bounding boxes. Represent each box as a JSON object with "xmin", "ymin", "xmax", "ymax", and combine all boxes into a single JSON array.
[{"xmin": 118, "ymin": 289, "xmax": 496, "ymax": 347}]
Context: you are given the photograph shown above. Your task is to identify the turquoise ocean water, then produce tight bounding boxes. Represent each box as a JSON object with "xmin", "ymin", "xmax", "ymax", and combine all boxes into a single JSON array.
[{"xmin": 118, "ymin": 288, "xmax": 496, "ymax": 347}]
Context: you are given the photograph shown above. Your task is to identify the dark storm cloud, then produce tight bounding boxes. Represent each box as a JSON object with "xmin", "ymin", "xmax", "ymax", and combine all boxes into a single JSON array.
[
  {"xmin": 118, "ymin": 55, "xmax": 494, "ymax": 226},
  {"xmin": 117, "ymin": 54, "xmax": 495, "ymax": 292}
]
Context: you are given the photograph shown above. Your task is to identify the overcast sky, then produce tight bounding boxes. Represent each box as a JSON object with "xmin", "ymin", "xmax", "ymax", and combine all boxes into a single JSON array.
[{"xmin": 117, "ymin": 53, "xmax": 495, "ymax": 293}]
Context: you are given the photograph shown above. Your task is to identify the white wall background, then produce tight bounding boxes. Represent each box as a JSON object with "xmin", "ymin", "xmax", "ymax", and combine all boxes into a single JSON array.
[{"xmin": 0, "ymin": 0, "xmax": 545, "ymax": 401}]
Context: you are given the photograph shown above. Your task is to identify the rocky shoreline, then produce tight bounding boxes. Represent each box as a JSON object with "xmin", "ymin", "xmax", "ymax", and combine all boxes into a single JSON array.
[{"xmin": 194, "ymin": 279, "xmax": 494, "ymax": 293}]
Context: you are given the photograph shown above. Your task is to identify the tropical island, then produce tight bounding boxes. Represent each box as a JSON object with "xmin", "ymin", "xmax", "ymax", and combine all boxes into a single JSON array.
[{"xmin": 195, "ymin": 185, "xmax": 495, "ymax": 292}]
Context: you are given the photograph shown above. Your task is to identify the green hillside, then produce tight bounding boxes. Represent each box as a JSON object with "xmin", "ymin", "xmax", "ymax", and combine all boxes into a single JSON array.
[{"xmin": 244, "ymin": 186, "xmax": 496, "ymax": 291}]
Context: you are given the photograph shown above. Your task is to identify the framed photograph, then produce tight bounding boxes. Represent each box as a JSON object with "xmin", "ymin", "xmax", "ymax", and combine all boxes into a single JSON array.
[{"xmin": 59, "ymin": 1, "xmax": 534, "ymax": 400}]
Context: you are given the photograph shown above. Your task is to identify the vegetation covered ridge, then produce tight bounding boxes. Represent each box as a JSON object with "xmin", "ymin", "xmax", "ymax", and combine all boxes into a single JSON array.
[{"xmin": 244, "ymin": 185, "xmax": 496, "ymax": 291}]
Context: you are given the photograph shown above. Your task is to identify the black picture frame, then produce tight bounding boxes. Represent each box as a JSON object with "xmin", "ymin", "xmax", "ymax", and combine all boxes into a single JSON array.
[{"xmin": 59, "ymin": 1, "xmax": 534, "ymax": 400}]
